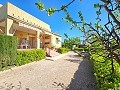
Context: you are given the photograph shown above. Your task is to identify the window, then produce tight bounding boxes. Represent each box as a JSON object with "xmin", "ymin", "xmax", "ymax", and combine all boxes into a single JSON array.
[{"xmin": 56, "ymin": 38, "xmax": 59, "ymax": 44}]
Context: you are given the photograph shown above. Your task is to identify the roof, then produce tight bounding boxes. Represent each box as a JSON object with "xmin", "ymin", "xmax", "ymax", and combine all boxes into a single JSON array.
[
  {"xmin": 52, "ymin": 32, "xmax": 61, "ymax": 37},
  {"xmin": 6, "ymin": 2, "xmax": 51, "ymax": 31}
]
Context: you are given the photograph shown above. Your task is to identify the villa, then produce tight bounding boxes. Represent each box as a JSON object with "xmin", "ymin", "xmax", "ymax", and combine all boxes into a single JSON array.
[{"xmin": 0, "ymin": 2, "xmax": 61, "ymax": 49}]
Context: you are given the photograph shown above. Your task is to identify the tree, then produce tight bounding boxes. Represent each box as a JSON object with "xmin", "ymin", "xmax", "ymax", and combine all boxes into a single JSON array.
[
  {"xmin": 35, "ymin": 0, "xmax": 120, "ymax": 64},
  {"xmin": 35, "ymin": 0, "xmax": 120, "ymax": 89},
  {"xmin": 63, "ymin": 36, "xmax": 81, "ymax": 49}
]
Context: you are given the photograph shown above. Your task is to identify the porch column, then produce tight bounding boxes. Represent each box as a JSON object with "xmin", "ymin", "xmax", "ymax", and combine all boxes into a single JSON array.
[
  {"xmin": 5, "ymin": 18, "xmax": 13, "ymax": 36},
  {"xmin": 36, "ymin": 31, "xmax": 40, "ymax": 49}
]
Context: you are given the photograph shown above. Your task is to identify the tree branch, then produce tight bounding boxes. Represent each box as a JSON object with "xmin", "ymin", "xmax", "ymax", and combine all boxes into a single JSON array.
[{"xmin": 102, "ymin": 1, "xmax": 120, "ymax": 26}]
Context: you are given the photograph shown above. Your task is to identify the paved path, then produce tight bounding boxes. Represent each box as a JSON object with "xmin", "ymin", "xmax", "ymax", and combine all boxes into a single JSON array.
[{"xmin": 0, "ymin": 51, "xmax": 97, "ymax": 90}]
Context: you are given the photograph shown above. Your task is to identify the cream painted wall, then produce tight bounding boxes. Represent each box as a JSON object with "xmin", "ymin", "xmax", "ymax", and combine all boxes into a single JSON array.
[
  {"xmin": 7, "ymin": 2, "xmax": 51, "ymax": 32},
  {"xmin": 5, "ymin": 18, "xmax": 13, "ymax": 36},
  {"xmin": 15, "ymin": 30, "xmax": 28, "ymax": 39},
  {"xmin": 15, "ymin": 30, "xmax": 37, "ymax": 47},
  {"xmin": 44, "ymin": 35, "xmax": 52, "ymax": 48},
  {"xmin": 0, "ymin": 2, "xmax": 62, "ymax": 49},
  {"xmin": 51, "ymin": 34, "xmax": 61, "ymax": 48}
]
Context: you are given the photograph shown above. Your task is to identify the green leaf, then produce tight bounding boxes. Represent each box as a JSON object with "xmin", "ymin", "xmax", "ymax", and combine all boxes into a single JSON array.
[
  {"xmin": 35, "ymin": 2, "xmax": 45, "ymax": 11},
  {"xmin": 94, "ymin": 23, "xmax": 102, "ymax": 28},
  {"xmin": 64, "ymin": 33, "xmax": 68, "ymax": 38},
  {"xmin": 94, "ymin": 3, "xmax": 100, "ymax": 8},
  {"xmin": 96, "ymin": 11, "xmax": 101, "ymax": 15},
  {"xmin": 46, "ymin": 8, "xmax": 56, "ymax": 16}
]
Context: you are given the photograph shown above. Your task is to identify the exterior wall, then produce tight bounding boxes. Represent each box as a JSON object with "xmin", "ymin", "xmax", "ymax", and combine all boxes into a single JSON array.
[
  {"xmin": 15, "ymin": 30, "xmax": 37, "ymax": 48},
  {"xmin": 15, "ymin": 30, "xmax": 28, "ymax": 39},
  {"xmin": 51, "ymin": 34, "xmax": 61, "ymax": 48},
  {"xmin": 7, "ymin": 2, "xmax": 51, "ymax": 32},
  {"xmin": 14, "ymin": 30, "xmax": 28, "ymax": 45},
  {"xmin": 0, "ymin": 2, "xmax": 62, "ymax": 49},
  {"xmin": 44, "ymin": 35, "xmax": 52, "ymax": 48},
  {"xmin": 0, "ymin": 4, "xmax": 7, "ymax": 20},
  {"xmin": 5, "ymin": 18, "xmax": 13, "ymax": 36}
]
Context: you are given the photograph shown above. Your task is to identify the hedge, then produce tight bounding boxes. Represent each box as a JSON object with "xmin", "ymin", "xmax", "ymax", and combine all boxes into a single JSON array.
[
  {"xmin": 16, "ymin": 49, "xmax": 46, "ymax": 66},
  {"xmin": 0, "ymin": 34, "xmax": 17, "ymax": 68},
  {"xmin": 0, "ymin": 35, "xmax": 46, "ymax": 71},
  {"xmin": 58, "ymin": 48, "xmax": 69, "ymax": 54},
  {"xmin": 92, "ymin": 53, "xmax": 120, "ymax": 89},
  {"xmin": 73, "ymin": 47, "xmax": 89, "ymax": 52}
]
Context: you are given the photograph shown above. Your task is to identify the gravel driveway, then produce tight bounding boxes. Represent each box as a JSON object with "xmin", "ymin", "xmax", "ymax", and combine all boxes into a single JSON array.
[{"xmin": 0, "ymin": 51, "xmax": 97, "ymax": 90}]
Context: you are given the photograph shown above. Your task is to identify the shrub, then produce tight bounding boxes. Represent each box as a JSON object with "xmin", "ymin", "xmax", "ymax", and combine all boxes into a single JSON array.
[
  {"xmin": 91, "ymin": 53, "xmax": 120, "ymax": 89},
  {"xmin": 58, "ymin": 48, "xmax": 69, "ymax": 54},
  {"xmin": 84, "ymin": 48, "xmax": 89, "ymax": 51},
  {"xmin": 83, "ymin": 45, "xmax": 90, "ymax": 51},
  {"xmin": 73, "ymin": 47, "xmax": 84, "ymax": 51},
  {"xmin": 16, "ymin": 49, "xmax": 46, "ymax": 66},
  {"xmin": 0, "ymin": 35, "xmax": 17, "ymax": 68},
  {"xmin": 73, "ymin": 46, "xmax": 89, "ymax": 52}
]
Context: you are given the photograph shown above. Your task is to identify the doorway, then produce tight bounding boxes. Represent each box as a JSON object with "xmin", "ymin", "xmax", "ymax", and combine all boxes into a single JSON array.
[{"xmin": 29, "ymin": 37, "xmax": 35, "ymax": 48}]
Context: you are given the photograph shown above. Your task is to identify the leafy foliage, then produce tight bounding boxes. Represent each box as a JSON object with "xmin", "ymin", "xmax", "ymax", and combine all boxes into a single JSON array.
[
  {"xmin": 92, "ymin": 53, "xmax": 120, "ymax": 89},
  {"xmin": 73, "ymin": 47, "xmax": 84, "ymax": 51},
  {"xmin": 94, "ymin": 3, "xmax": 101, "ymax": 8},
  {"xmin": 46, "ymin": 8, "xmax": 56, "ymax": 16},
  {"xmin": 58, "ymin": 48, "xmax": 69, "ymax": 54},
  {"xmin": 35, "ymin": 0, "xmax": 45, "ymax": 11},
  {"xmin": 89, "ymin": 37, "xmax": 120, "ymax": 89},
  {"xmin": 0, "ymin": 34, "xmax": 17, "ymax": 68},
  {"xmin": 35, "ymin": 0, "xmax": 75, "ymax": 16},
  {"xmin": 16, "ymin": 49, "xmax": 46, "ymax": 66},
  {"xmin": 63, "ymin": 35, "xmax": 81, "ymax": 50},
  {"xmin": 0, "ymin": 49, "xmax": 46, "ymax": 71},
  {"xmin": 73, "ymin": 46, "xmax": 89, "ymax": 52},
  {"xmin": 36, "ymin": 0, "xmax": 120, "ymax": 89}
]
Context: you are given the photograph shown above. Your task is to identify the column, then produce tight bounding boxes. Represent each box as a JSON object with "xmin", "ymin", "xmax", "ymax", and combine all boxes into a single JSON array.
[
  {"xmin": 36, "ymin": 31, "xmax": 40, "ymax": 49},
  {"xmin": 5, "ymin": 18, "xmax": 13, "ymax": 36}
]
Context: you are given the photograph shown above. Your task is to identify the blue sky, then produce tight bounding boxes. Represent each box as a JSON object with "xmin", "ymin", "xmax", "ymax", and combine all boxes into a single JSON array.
[{"xmin": 0, "ymin": 0, "xmax": 107, "ymax": 42}]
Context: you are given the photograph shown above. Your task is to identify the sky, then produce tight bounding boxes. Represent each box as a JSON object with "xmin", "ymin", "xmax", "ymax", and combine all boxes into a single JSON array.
[{"xmin": 0, "ymin": 0, "xmax": 107, "ymax": 42}]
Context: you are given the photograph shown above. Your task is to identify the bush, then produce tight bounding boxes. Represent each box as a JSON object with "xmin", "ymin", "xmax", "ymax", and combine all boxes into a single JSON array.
[
  {"xmin": 91, "ymin": 53, "xmax": 120, "ymax": 89},
  {"xmin": 0, "ymin": 35, "xmax": 17, "ymax": 68},
  {"xmin": 83, "ymin": 45, "xmax": 90, "ymax": 51},
  {"xmin": 73, "ymin": 46, "xmax": 89, "ymax": 52},
  {"xmin": 16, "ymin": 49, "xmax": 46, "ymax": 66},
  {"xmin": 58, "ymin": 48, "xmax": 69, "ymax": 54},
  {"xmin": 73, "ymin": 47, "xmax": 84, "ymax": 51}
]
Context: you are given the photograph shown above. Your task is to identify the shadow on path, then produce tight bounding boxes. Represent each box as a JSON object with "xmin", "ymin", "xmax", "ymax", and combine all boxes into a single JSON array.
[
  {"xmin": 65, "ymin": 54, "xmax": 81, "ymax": 64},
  {"xmin": 66, "ymin": 53, "xmax": 98, "ymax": 90}
]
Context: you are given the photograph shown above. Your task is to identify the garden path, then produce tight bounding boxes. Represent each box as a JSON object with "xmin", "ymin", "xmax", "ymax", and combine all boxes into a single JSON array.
[{"xmin": 0, "ymin": 51, "xmax": 97, "ymax": 90}]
